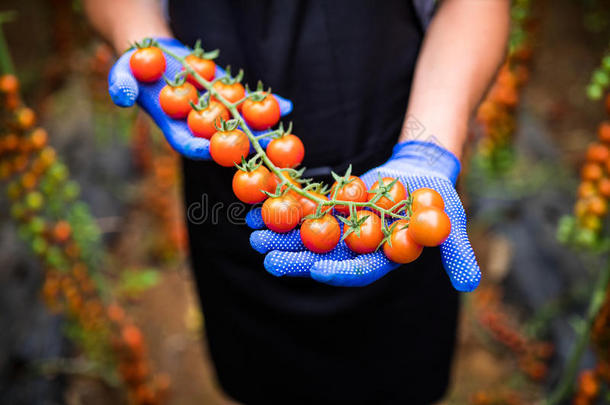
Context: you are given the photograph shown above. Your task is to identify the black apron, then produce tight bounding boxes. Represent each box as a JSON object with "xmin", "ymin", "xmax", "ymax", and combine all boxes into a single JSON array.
[{"xmin": 169, "ymin": 1, "xmax": 459, "ymax": 404}]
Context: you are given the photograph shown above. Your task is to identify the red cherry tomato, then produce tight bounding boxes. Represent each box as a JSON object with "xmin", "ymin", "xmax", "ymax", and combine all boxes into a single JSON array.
[
  {"xmin": 586, "ymin": 143, "xmax": 610, "ymax": 163},
  {"xmin": 159, "ymin": 82, "xmax": 198, "ymax": 119},
  {"xmin": 298, "ymin": 191, "xmax": 331, "ymax": 218},
  {"xmin": 383, "ymin": 219, "xmax": 423, "ymax": 264},
  {"xmin": 212, "ymin": 80, "xmax": 246, "ymax": 105},
  {"xmin": 266, "ymin": 134, "xmax": 305, "ymax": 168},
  {"xmin": 410, "ymin": 188, "xmax": 445, "ymax": 212},
  {"xmin": 232, "ymin": 166, "xmax": 273, "ymax": 204},
  {"xmin": 209, "ymin": 129, "xmax": 250, "ymax": 167},
  {"xmin": 130, "ymin": 47, "xmax": 166, "ymax": 82},
  {"xmin": 184, "ymin": 54, "xmax": 216, "ymax": 89},
  {"xmin": 331, "ymin": 176, "xmax": 368, "ymax": 215},
  {"xmin": 300, "ymin": 214, "xmax": 341, "ymax": 253},
  {"xmin": 367, "ymin": 177, "xmax": 407, "ymax": 212},
  {"xmin": 408, "ymin": 207, "xmax": 451, "ymax": 247},
  {"xmin": 582, "ymin": 163, "xmax": 603, "ymax": 181},
  {"xmin": 344, "ymin": 211, "xmax": 384, "ymax": 254},
  {"xmin": 187, "ymin": 101, "xmax": 230, "ymax": 139},
  {"xmin": 242, "ymin": 93, "xmax": 281, "ymax": 130},
  {"xmin": 261, "ymin": 195, "xmax": 302, "ymax": 233}
]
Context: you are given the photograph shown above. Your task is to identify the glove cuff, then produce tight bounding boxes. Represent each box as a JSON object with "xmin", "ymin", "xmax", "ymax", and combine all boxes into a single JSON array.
[{"xmin": 390, "ymin": 141, "xmax": 461, "ymax": 185}]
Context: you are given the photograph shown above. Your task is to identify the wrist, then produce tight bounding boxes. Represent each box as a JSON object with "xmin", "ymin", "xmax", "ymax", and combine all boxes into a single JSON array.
[
  {"xmin": 400, "ymin": 111, "xmax": 468, "ymax": 160},
  {"xmin": 111, "ymin": 27, "xmax": 173, "ymax": 54},
  {"xmin": 390, "ymin": 141, "xmax": 461, "ymax": 185}
]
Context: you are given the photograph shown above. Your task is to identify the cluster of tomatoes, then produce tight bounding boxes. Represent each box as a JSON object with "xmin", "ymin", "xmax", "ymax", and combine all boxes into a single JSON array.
[
  {"xmin": 475, "ymin": 0, "xmax": 533, "ymax": 173},
  {"xmin": 130, "ymin": 40, "xmax": 452, "ymax": 262},
  {"xmin": 586, "ymin": 53, "xmax": 610, "ymax": 102},
  {"xmin": 572, "ymin": 369, "xmax": 601, "ymax": 405},
  {"xmin": 568, "ymin": 102, "xmax": 610, "ymax": 245},
  {"xmin": 108, "ymin": 304, "xmax": 171, "ymax": 405},
  {"xmin": 0, "ymin": 73, "xmax": 169, "ymax": 405},
  {"xmin": 573, "ymin": 287, "xmax": 610, "ymax": 405},
  {"xmin": 474, "ymin": 287, "xmax": 553, "ymax": 382}
]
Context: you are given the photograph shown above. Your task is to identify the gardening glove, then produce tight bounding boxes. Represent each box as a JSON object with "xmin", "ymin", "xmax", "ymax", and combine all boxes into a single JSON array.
[
  {"xmin": 247, "ymin": 140, "xmax": 481, "ymax": 292},
  {"xmin": 108, "ymin": 38, "xmax": 292, "ymax": 159}
]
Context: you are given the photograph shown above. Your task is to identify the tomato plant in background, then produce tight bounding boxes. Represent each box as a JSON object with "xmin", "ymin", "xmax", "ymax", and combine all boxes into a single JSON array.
[{"xmin": 0, "ymin": 71, "xmax": 169, "ymax": 405}]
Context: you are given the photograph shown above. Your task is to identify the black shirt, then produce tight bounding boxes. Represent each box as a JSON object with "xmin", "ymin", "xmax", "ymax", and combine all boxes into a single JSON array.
[{"xmin": 169, "ymin": 1, "xmax": 459, "ymax": 404}]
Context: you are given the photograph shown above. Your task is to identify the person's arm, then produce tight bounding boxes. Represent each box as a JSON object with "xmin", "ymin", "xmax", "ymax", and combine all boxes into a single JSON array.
[
  {"xmin": 83, "ymin": 0, "xmax": 172, "ymax": 53},
  {"xmin": 401, "ymin": 0, "xmax": 511, "ymax": 159}
]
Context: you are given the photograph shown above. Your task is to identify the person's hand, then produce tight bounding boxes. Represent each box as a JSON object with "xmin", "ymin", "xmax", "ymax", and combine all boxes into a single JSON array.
[
  {"xmin": 108, "ymin": 38, "xmax": 293, "ymax": 159},
  {"xmin": 247, "ymin": 141, "xmax": 481, "ymax": 292}
]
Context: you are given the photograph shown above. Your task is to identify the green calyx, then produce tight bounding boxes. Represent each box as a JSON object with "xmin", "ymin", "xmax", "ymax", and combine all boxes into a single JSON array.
[
  {"xmin": 246, "ymin": 81, "xmax": 272, "ymax": 102},
  {"xmin": 330, "ymin": 164, "xmax": 355, "ymax": 195},
  {"xmin": 338, "ymin": 209, "xmax": 369, "ymax": 240},
  {"xmin": 368, "ymin": 173, "xmax": 398, "ymax": 205},
  {"xmin": 270, "ymin": 121, "xmax": 293, "ymax": 140},
  {"xmin": 164, "ymin": 70, "xmax": 187, "ymax": 87},
  {"xmin": 219, "ymin": 66, "xmax": 244, "ymax": 85},
  {"xmin": 214, "ymin": 117, "xmax": 240, "ymax": 132},
  {"xmin": 235, "ymin": 155, "xmax": 263, "ymax": 173},
  {"xmin": 302, "ymin": 181, "xmax": 329, "ymax": 195},
  {"xmin": 131, "ymin": 37, "xmax": 158, "ymax": 50},
  {"xmin": 190, "ymin": 93, "xmax": 211, "ymax": 112},
  {"xmin": 189, "ymin": 39, "xmax": 219, "ymax": 60}
]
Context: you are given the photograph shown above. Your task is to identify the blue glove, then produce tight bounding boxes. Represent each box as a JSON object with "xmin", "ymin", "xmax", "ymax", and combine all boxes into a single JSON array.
[
  {"xmin": 108, "ymin": 38, "xmax": 293, "ymax": 159},
  {"xmin": 247, "ymin": 140, "xmax": 481, "ymax": 292}
]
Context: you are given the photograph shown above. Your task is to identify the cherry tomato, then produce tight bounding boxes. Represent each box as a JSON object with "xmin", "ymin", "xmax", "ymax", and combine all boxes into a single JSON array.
[
  {"xmin": 232, "ymin": 166, "xmax": 273, "ymax": 204},
  {"xmin": 209, "ymin": 129, "xmax": 250, "ymax": 167},
  {"xmin": 344, "ymin": 211, "xmax": 384, "ymax": 254},
  {"xmin": 16, "ymin": 107, "xmax": 36, "ymax": 130},
  {"xmin": 0, "ymin": 74, "xmax": 18, "ymax": 94},
  {"xmin": 261, "ymin": 195, "xmax": 302, "ymax": 233},
  {"xmin": 586, "ymin": 143, "xmax": 610, "ymax": 163},
  {"xmin": 578, "ymin": 182, "xmax": 597, "ymax": 199},
  {"xmin": 266, "ymin": 134, "xmax": 305, "ymax": 168},
  {"xmin": 574, "ymin": 199, "xmax": 588, "ymax": 218},
  {"xmin": 185, "ymin": 54, "xmax": 216, "ymax": 89},
  {"xmin": 300, "ymin": 214, "xmax": 341, "ymax": 254},
  {"xmin": 383, "ymin": 219, "xmax": 423, "ymax": 264},
  {"xmin": 367, "ymin": 177, "xmax": 407, "ymax": 212},
  {"xmin": 581, "ymin": 163, "xmax": 603, "ymax": 182},
  {"xmin": 411, "ymin": 188, "xmax": 444, "ymax": 212},
  {"xmin": 599, "ymin": 178, "xmax": 610, "ymax": 198},
  {"xmin": 587, "ymin": 195, "xmax": 608, "ymax": 216},
  {"xmin": 331, "ymin": 176, "xmax": 368, "ymax": 215},
  {"xmin": 212, "ymin": 80, "xmax": 246, "ymax": 105},
  {"xmin": 187, "ymin": 101, "xmax": 230, "ymax": 139},
  {"xmin": 408, "ymin": 207, "xmax": 451, "ymax": 247},
  {"xmin": 298, "ymin": 191, "xmax": 330, "ymax": 218},
  {"xmin": 159, "ymin": 82, "xmax": 198, "ymax": 119},
  {"xmin": 599, "ymin": 121, "xmax": 610, "ymax": 143},
  {"xmin": 130, "ymin": 47, "xmax": 166, "ymax": 82},
  {"xmin": 242, "ymin": 93, "xmax": 281, "ymax": 130}
]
